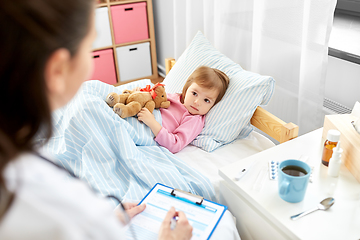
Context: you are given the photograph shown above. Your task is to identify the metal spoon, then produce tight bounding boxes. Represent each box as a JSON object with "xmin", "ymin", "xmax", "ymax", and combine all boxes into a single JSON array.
[{"xmin": 290, "ymin": 197, "xmax": 335, "ymax": 221}]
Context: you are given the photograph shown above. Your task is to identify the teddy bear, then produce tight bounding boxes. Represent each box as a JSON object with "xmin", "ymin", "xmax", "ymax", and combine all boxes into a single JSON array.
[{"xmin": 105, "ymin": 83, "xmax": 170, "ymax": 118}]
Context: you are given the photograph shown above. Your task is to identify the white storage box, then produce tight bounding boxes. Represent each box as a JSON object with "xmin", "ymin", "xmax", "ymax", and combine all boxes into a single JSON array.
[
  {"xmin": 92, "ymin": 7, "xmax": 112, "ymax": 49},
  {"xmin": 116, "ymin": 42, "xmax": 152, "ymax": 82}
]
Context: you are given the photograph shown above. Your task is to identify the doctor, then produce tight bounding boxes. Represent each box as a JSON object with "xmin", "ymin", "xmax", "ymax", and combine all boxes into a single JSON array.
[{"xmin": 0, "ymin": 0, "xmax": 192, "ymax": 239}]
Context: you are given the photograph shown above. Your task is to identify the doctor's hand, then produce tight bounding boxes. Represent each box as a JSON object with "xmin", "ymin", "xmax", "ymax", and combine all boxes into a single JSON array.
[
  {"xmin": 158, "ymin": 207, "xmax": 193, "ymax": 240},
  {"xmin": 116, "ymin": 202, "xmax": 146, "ymax": 224},
  {"xmin": 122, "ymin": 202, "xmax": 146, "ymax": 218}
]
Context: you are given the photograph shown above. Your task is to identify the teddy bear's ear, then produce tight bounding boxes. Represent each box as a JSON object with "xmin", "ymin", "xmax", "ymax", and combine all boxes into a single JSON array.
[{"xmin": 155, "ymin": 86, "xmax": 165, "ymax": 93}]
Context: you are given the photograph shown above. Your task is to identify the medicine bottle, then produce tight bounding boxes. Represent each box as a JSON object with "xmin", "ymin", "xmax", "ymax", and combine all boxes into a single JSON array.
[{"xmin": 321, "ymin": 129, "xmax": 340, "ymax": 166}]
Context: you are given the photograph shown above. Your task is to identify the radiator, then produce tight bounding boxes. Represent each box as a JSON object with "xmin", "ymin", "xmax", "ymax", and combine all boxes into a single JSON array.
[
  {"xmin": 337, "ymin": 0, "xmax": 360, "ymax": 13},
  {"xmin": 323, "ymin": 97, "xmax": 352, "ymax": 114}
]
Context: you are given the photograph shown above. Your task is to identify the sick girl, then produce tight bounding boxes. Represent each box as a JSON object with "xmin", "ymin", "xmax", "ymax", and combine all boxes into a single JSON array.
[{"xmin": 137, "ymin": 66, "xmax": 229, "ymax": 153}]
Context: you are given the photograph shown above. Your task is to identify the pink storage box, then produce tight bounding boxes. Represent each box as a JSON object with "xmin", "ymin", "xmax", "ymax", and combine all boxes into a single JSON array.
[
  {"xmin": 89, "ymin": 49, "xmax": 117, "ymax": 85},
  {"xmin": 111, "ymin": 2, "xmax": 149, "ymax": 44}
]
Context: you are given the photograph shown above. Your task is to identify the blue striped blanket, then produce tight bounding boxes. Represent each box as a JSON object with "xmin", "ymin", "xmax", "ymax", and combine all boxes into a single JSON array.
[{"xmin": 38, "ymin": 80, "xmax": 216, "ymax": 207}]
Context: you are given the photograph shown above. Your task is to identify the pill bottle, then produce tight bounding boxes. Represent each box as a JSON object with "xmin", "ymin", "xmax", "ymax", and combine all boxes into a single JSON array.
[{"xmin": 321, "ymin": 129, "xmax": 340, "ymax": 166}]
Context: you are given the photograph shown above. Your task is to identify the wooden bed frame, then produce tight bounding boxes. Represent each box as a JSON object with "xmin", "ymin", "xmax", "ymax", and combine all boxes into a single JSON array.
[{"xmin": 165, "ymin": 58, "xmax": 299, "ymax": 143}]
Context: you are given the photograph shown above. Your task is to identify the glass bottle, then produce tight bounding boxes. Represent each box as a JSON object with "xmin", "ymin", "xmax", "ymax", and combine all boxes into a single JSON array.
[{"xmin": 321, "ymin": 129, "xmax": 340, "ymax": 167}]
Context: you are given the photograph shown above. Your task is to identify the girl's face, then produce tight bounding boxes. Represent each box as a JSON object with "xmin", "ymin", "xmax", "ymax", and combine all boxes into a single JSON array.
[{"xmin": 183, "ymin": 82, "xmax": 219, "ymax": 115}]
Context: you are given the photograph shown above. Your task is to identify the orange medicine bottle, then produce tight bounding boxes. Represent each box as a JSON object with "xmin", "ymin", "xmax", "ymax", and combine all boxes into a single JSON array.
[{"xmin": 321, "ymin": 129, "xmax": 340, "ymax": 167}]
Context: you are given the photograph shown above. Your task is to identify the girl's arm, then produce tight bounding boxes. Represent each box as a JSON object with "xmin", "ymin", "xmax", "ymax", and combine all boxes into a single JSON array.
[
  {"xmin": 137, "ymin": 108, "xmax": 204, "ymax": 153},
  {"xmin": 137, "ymin": 108, "xmax": 162, "ymax": 136},
  {"xmin": 154, "ymin": 115, "xmax": 204, "ymax": 153}
]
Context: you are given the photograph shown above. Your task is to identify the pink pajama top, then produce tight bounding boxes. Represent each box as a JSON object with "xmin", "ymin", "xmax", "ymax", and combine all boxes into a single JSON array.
[{"xmin": 154, "ymin": 93, "xmax": 205, "ymax": 153}]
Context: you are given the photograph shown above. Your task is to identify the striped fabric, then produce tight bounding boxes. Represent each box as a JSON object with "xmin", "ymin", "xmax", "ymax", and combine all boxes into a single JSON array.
[
  {"xmin": 163, "ymin": 31, "xmax": 275, "ymax": 152},
  {"xmin": 38, "ymin": 80, "xmax": 216, "ymax": 207}
]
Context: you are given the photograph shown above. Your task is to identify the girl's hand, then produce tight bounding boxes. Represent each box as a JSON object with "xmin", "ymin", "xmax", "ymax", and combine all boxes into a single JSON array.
[
  {"xmin": 137, "ymin": 108, "xmax": 162, "ymax": 136},
  {"xmin": 137, "ymin": 107, "xmax": 155, "ymax": 125},
  {"xmin": 158, "ymin": 207, "xmax": 193, "ymax": 240},
  {"xmin": 132, "ymin": 87, "xmax": 141, "ymax": 92}
]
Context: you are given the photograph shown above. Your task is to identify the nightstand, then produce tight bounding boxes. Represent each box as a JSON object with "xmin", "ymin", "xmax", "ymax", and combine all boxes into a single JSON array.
[{"xmin": 219, "ymin": 128, "xmax": 360, "ymax": 240}]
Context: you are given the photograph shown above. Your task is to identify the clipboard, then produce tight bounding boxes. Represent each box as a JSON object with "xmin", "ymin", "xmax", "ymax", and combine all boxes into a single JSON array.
[{"xmin": 127, "ymin": 183, "xmax": 227, "ymax": 240}]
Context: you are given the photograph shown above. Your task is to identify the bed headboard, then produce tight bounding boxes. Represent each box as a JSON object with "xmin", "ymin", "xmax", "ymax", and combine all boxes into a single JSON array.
[{"xmin": 165, "ymin": 58, "xmax": 299, "ymax": 143}]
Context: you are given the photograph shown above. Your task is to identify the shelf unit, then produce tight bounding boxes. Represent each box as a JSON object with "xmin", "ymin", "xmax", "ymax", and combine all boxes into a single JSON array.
[{"xmin": 93, "ymin": 0, "xmax": 158, "ymax": 86}]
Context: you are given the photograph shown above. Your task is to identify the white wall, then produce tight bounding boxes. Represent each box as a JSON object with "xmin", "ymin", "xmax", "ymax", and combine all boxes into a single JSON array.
[
  {"xmin": 152, "ymin": 1, "xmax": 360, "ymax": 109},
  {"xmin": 153, "ymin": 0, "xmax": 174, "ymax": 75}
]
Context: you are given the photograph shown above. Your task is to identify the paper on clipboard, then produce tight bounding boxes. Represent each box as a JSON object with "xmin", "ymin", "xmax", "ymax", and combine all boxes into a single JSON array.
[{"xmin": 125, "ymin": 183, "xmax": 227, "ymax": 240}]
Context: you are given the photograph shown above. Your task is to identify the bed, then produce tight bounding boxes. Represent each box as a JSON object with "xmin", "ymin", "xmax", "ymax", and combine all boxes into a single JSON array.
[
  {"xmin": 37, "ymin": 31, "xmax": 298, "ymax": 238},
  {"xmin": 165, "ymin": 57, "xmax": 298, "ymax": 196}
]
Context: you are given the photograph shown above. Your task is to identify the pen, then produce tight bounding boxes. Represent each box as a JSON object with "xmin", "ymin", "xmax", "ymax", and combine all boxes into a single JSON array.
[{"xmin": 170, "ymin": 217, "xmax": 177, "ymax": 230}]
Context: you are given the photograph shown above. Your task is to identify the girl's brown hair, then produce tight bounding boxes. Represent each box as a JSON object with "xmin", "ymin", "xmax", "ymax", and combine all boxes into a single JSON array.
[
  {"xmin": 181, "ymin": 66, "xmax": 229, "ymax": 105},
  {"xmin": 0, "ymin": 0, "xmax": 94, "ymax": 217}
]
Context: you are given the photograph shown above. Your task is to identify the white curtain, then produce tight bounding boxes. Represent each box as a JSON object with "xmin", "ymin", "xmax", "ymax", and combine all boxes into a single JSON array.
[{"xmin": 171, "ymin": 0, "xmax": 337, "ymax": 136}]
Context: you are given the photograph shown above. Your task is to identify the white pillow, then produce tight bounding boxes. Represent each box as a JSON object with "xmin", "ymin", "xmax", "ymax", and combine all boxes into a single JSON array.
[{"xmin": 163, "ymin": 31, "xmax": 275, "ymax": 152}]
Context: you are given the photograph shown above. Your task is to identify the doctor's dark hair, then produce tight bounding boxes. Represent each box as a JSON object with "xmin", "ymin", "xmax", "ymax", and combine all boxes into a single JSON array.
[
  {"xmin": 0, "ymin": 0, "xmax": 94, "ymax": 216},
  {"xmin": 181, "ymin": 66, "xmax": 230, "ymax": 106}
]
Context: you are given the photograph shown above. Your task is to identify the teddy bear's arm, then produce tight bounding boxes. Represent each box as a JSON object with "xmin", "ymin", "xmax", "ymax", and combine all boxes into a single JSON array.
[{"xmin": 144, "ymin": 101, "xmax": 155, "ymax": 113}]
